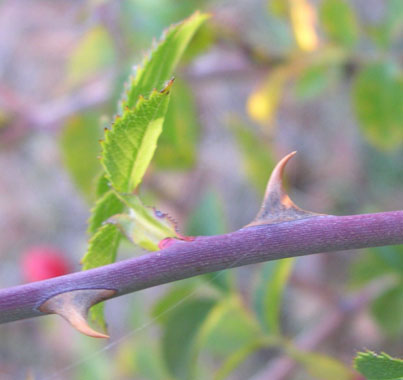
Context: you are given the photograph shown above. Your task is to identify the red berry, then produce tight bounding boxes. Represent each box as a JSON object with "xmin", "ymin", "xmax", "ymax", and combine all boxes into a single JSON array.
[{"xmin": 21, "ymin": 245, "xmax": 70, "ymax": 282}]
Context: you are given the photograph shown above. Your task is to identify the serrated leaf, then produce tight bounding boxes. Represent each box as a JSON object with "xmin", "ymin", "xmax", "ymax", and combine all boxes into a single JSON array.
[
  {"xmin": 81, "ymin": 224, "xmax": 121, "ymax": 328},
  {"xmin": 88, "ymin": 189, "xmax": 125, "ymax": 235},
  {"xmin": 355, "ymin": 351, "xmax": 403, "ymax": 380},
  {"xmin": 320, "ymin": 0, "xmax": 359, "ymax": 47},
  {"xmin": 253, "ymin": 258, "xmax": 294, "ymax": 335},
  {"xmin": 153, "ymin": 79, "xmax": 199, "ymax": 169},
  {"xmin": 107, "ymin": 194, "xmax": 179, "ymax": 251},
  {"xmin": 59, "ymin": 113, "xmax": 103, "ymax": 200},
  {"xmin": 161, "ymin": 297, "xmax": 216, "ymax": 380},
  {"xmin": 353, "ymin": 62, "xmax": 403, "ymax": 150},
  {"xmin": 101, "ymin": 83, "xmax": 173, "ymax": 193},
  {"xmin": 123, "ymin": 11, "xmax": 209, "ymax": 109},
  {"xmin": 286, "ymin": 345, "xmax": 354, "ymax": 380}
]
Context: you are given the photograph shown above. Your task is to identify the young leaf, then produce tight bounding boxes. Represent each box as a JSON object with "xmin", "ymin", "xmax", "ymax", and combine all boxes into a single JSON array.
[
  {"xmin": 122, "ymin": 11, "xmax": 209, "ymax": 109},
  {"xmin": 101, "ymin": 81, "xmax": 173, "ymax": 193},
  {"xmin": 106, "ymin": 194, "xmax": 180, "ymax": 251},
  {"xmin": 354, "ymin": 351, "xmax": 403, "ymax": 380},
  {"xmin": 253, "ymin": 258, "xmax": 294, "ymax": 335}
]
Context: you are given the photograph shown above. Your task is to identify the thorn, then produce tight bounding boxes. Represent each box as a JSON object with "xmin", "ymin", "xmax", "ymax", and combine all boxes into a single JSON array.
[
  {"xmin": 245, "ymin": 152, "xmax": 320, "ymax": 227},
  {"xmin": 39, "ymin": 289, "xmax": 116, "ymax": 339}
]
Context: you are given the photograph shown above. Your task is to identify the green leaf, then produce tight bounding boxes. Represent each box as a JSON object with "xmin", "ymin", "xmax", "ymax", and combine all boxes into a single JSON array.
[
  {"xmin": 59, "ymin": 113, "xmax": 103, "ymax": 200},
  {"xmin": 199, "ymin": 296, "xmax": 260, "ymax": 357},
  {"xmin": 67, "ymin": 25, "xmax": 115, "ymax": 86},
  {"xmin": 123, "ymin": 11, "xmax": 209, "ymax": 109},
  {"xmin": 101, "ymin": 83, "xmax": 173, "ymax": 193},
  {"xmin": 349, "ymin": 250, "xmax": 394, "ymax": 289},
  {"xmin": 369, "ymin": 0, "xmax": 403, "ymax": 48},
  {"xmin": 214, "ymin": 338, "xmax": 265, "ymax": 380},
  {"xmin": 253, "ymin": 258, "xmax": 294, "ymax": 335},
  {"xmin": 319, "ymin": 0, "xmax": 359, "ymax": 47},
  {"xmin": 186, "ymin": 189, "xmax": 232, "ymax": 292},
  {"xmin": 355, "ymin": 351, "xmax": 403, "ymax": 380},
  {"xmin": 371, "ymin": 283, "xmax": 403, "ymax": 336},
  {"xmin": 286, "ymin": 345, "xmax": 354, "ymax": 380},
  {"xmin": 81, "ymin": 224, "xmax": 121, "ymax": 328},
  {"xmin": 353, "ymin": 62, "xmax": 403, "ymax": 150},
  {"xmin": 88, "ymin": 189, "xmax": 125, "ymax": 235},
  {"xmin": 153, "ymin": 79, "xmax": 199, "ymax": 170},
  {"xmin": 133, "ymin": 342, "xmax": 171, "ymax": 380},
  {"xmin": 161, "ymin": 297, "xmax": 216, "ymax": 380},
  {"xmin": 152, "ymin": 282, "xmax": 197, "ymax": 325},
  {"xmin": 373, "ymin": 245, "xmax": 403, "ymax": 274},
  {"xmin": 106, "ymin": 194, "xmax": 179, "ymax": 251},
  {"xmin": 230, "ymin": 120, "xmax": 275, "ymax": 194},
  {"xmin": 295, "ymin": 65, "xmax": 331, "ymax": 100}
]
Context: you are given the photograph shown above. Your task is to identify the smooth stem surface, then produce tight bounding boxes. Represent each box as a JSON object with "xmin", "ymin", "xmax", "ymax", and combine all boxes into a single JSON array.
[{"xmin": 1, "ymin": 211, "xmax": 403, "ymax": 325}]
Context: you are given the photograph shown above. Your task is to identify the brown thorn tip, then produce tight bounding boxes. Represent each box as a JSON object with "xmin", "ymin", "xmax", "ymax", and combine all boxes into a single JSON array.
[
  {"xmin": 246, "ymin": 151, "xmax": 319, "ymax": 227},
  {"xmin": 39, "ymin": 289, "xmax": 116, "ymax": 339}
]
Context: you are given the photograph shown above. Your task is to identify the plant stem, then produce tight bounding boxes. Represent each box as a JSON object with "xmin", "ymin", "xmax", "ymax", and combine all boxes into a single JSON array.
[{"xmin": 1, "ymin": 210, "xmax": 402, "ymax": 326}]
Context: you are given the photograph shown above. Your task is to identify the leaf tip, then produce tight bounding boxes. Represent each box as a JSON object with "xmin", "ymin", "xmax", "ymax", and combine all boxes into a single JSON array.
[{"xmin": 161, "ymin": 77, "xmax": 175, "ymax": 94}]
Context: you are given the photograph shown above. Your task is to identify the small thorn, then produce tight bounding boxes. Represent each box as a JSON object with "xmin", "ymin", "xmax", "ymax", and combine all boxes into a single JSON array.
[
  {"xmin": 39, "ymin": 289, "xmax": 116, "ymax": 339},
  {"xmin": 246, "ymin": 151, "xmax": 320, "ymax": 227}
]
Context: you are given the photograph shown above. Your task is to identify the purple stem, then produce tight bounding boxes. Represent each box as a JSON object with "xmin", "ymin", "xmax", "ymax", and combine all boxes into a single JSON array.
[{"xmin": 1, "ymin": 211, "xmax": 403, "ymax": 325}]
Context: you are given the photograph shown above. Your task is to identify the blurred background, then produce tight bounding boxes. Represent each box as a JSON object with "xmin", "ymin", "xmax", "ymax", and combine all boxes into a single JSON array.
[{"xmin": 0, "ymin": 0, "xmax": 402, "ymax": 379}]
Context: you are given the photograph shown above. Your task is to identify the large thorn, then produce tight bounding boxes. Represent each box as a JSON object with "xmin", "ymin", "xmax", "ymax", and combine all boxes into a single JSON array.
[
  {"xmin": 246, "ymin": 151, "xmax": 320, "ymax": 227},
  {"xmin": 39, "ymin": 289, "xmax": 116, "ymax": 339}
]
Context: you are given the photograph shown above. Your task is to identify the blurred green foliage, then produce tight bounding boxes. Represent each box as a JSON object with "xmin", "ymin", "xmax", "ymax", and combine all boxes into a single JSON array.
[{"xmin": 53, "ymin": 0, "xmax": 403, "ymax": 378}]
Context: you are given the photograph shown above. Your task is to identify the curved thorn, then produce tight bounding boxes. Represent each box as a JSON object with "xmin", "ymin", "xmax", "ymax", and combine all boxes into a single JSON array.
[
  {"xmin": 39, "ymin": 289, "xmax": 116, "ymax": 339},
  {"xmin": 246, "ymin": 151, "xmax": 319, "ymax": 227}
]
